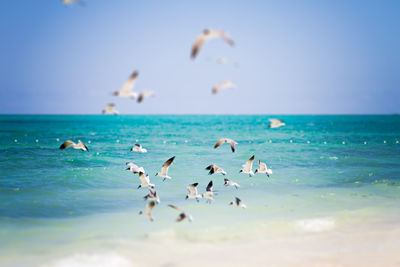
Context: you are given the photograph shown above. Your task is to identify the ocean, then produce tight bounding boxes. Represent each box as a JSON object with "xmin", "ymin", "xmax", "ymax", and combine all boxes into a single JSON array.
[{"xmin": 0, "ymin": 115, "xmax": 399, "ymax": 266}]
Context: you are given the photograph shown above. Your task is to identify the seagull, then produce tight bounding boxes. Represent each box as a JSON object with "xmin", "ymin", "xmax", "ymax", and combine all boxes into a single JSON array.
[
  {"xmin": 61, "ymin": 0, "xmax": 85, "ymax": 6},
  {"xmin": 205, "ymin": 164, "xmax": 226, "ymax": 175},
  {"xmin": 126, "ymin": 162, "xmax": 145, "ymax": 174},
  {"xmin": 102, "ymin": 103, "xmax": 119, "ymax": 115},
  {"xmin": 216, "ymin": 57, "xmax": 239, "ymax": 67},
  {"xmin": 191, "ymin": 29, "xmax": 234, "ymax": 59},
  {"xmin": 202, "ymin": 181, "xmax": 214, "ymax": 203},
  {"xmin": 155, "ymin": 156, "xmax": 175, "ymax": 181},
  {"xmin": 59, "ymin": 140, "xmax": 89, "ymax": 152},
  {"xmin": 111, "ymin": 71, "xmax": 139, "ymax": 99},
  {"xmin": 268, "ymin": 119, "xmax": 285, "ymax": 128},
  {"xmin": 212, "ymin": 80, "xmax": 236, "ymax": 94},
  {"xmin": 240, "ymin": 155, "xmax": 255, "ymax": 176},
  {"xmin": 144, "ymin": 187, "xmax": 160, "ymax": 203},
  {"xmin": 255, "ymin": 160, "xmax": 273, "ymax": 177},
  {"xmin": 130, "ymin": 143, "xmax": 147, "ymax": 153},
  {"xmin": 137, "ymin": 172, "xmax": 154, "ymax": 189},
  {"xmin": 214, "ymin": 138, "xmax": 237, "ymax": 152},
  {"xmin": 139, "ymin": 201, "xmax": 155, "ymax": 221},
  {"xmin": 137, "ymin": 90, "xmax": 155, "ymax": 103},
  {"xmin": 168, "ymin": 204, "xmax": 193, "ymax": 222},
  {"xmin": 186, "ymin": 183, "xmax": 202, "ymax": 201},
  {"xmin": 224, "ymin": 178, "xmax": 240, "ymax": 189},
  {"xmin": 230, "ymin": 197, "xmax": 246, "ymax": 208}
]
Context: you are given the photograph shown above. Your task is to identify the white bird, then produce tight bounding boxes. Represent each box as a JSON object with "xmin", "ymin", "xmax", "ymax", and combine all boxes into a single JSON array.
[
  {"xmin": 214, "ymin": 138, "xmax": 237, "ymax": 152},
  {"xmin": 216, "ymin": 57, "xmax": 239, "ymax": 67},
  {"xmin": 137, "ymin": 90, "xmax": 155, "ymax": 103},
  {"xmin": 59, "ymin": 140, "xmax": 89, "ymax": 152},
  {"xmin": 186, "ymin": 183, "xmax": 202, "ymax": 201},
  {"xmin": 144, "ymin": 187, "xmax": 160, "ymax": 203},
  {"xmin": 255, "ymin": 160, "xmax": 273, "ymax": 177},
  {"xmin": 230, "ymin": 197, "xmax": 246, "ymax": 208},
  {"xmin": 61, "ymin": 0, "xmax": 85, "ymax": 6},
  {"xmin": 212, "ymin": 80, "xmax": 236, "ymax": 94},
  {"xmin": 202, "ymin": 181, "xmax": 214, "ymax": 203},
  {"xmin": 224, "ymin": 178, "xmax": 240, "ymax": 189},
  {"xmin": 102, "ymin": 103, "xmax": 119, "ymax": 115},
  {"xmin": 155, "ymin": 156, "xmax": 175, "ymax": 181},
  {"xmin": 168, "ymin": 204, "xmax": 193, "ymax": 222},
  {"xmin": 111, "ymin": 71, "xmax": 139, "ymax": 99},
  {"xmin": 268, "ymin": 119, "xmax": 285, "ymax": 128},
  {"xmin": 137, "ymin": 172, "xmax": 154, "ymax": 189},
  {"xmin": 139, "ymin": 201, "xmax": 155, "ymax": 221},
  {"xmin": 191, "ymin": 29, "xmax": 234, "ymax": 59},
  {"xmin": 240, "ymin": 155, "xmax": 255, "ymax": 176},
  {"xmin": 205, "ymin": 164, "xmax": 226, "ymax": 175},
  {"xmin": 130, "ymin": 143, "xmax": 147, "ymax": 153},
  {"xmin": 125, "ymin": 162, "xmax": 145, "ymax": 174}
]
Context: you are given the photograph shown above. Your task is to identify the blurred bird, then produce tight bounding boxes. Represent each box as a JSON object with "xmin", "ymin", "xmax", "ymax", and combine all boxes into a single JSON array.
[
  {"xmin": 216, "ymin": 57, "xmax": 239, "ymax": 67},
  {"xmin": 61, "ymin": 0, "xmax": 85, "ymax": 6},
  {"xmin": 186, "ymin": 183, "xmax": 202, "ymax": 201},
  {"xmin": 255, "ymin": 160, "xmax": 273, "ymax": 177},
  {"xmin": 59, "ymin": 140, "xmax": 89, "ymax": 152},
  {"xmin": 240, "ymin": 155, "xmax": 255, "ymax": 176},
  {"xmin": 139, "ymin": 201, "xmax": 155, "ymax": 221},
  {"xmin": 137, "ymin": 172, "xmax": 154, "ymax": 189},
  {"xmin": 214, "ymin": 138, "xmax": 237, "ymax": 152},
  {"xmin": 230, "ymin": 197, "xmax": 246, "ymax": 208},
  {"xmin": 212, "ymin": 80, "xmax": 236, "ymax": 94},
  {"xmin": 137, "ymin": 90, "xmax": 155, "ymax": 103},
  {"xmin": 102, "ymin": 103, "xmax": 119, "ymax": 115},
  {"xmin": 268, "ymin": 119, "xmax": 285, "ymax": 128},
  {"xmin": 191, "ymin": 29, "xmax": 234, "ymax": 59},
  {"xmin": 205, "ymin": 164, "xmax": 226, "ymax": 175},
  {"xmin": 144, "ymin": 187, "xmax": 160, "ymax": 203},
  {"xmin": 111, "ymin": 71, "xmax": 139, "ymax": 99},
  {"xmin": 202, "ymin": 181, "xmax": 214, "ymax": 203},
  {"xmin": 130, "ymin": 143, "xmax": 147, "ymax": 153},
  {"xmin": 155, "ymin": 156, "xmax": 175, "ymax": 181},
  {"xmin": 126, "ymin": 162, "xmax": 145, "ymax": 174},
  {"xmin": 168, "ymin": 204, "xmax": 193, "ymax": 222},
  {"xmin": 224, "ymin": 178, "xmax": 240, "ymax": 189}
]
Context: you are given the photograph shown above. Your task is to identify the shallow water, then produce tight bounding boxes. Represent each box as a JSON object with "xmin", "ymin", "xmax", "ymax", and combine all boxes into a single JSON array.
[{"xmin": 0, "ymin": 115, "xmax": 399, "ymax": 266}]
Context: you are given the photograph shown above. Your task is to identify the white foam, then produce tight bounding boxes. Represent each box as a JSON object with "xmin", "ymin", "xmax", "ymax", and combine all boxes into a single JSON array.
[
  {"xmin": 47, "ymin": 253, "xmax": 132, "ymax": 267},
  {"xmin": 294, "ymin": 217, "xmax": 335, "ymax": 233}
]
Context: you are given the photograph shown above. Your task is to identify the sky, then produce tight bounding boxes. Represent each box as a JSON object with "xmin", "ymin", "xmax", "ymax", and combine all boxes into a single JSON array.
[{"xmin": 0, "ymin": 0, "xmax": 399, "ymax": 114}]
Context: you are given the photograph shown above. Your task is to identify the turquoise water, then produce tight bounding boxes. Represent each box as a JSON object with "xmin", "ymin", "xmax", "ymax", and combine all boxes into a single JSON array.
[{"xmin": 0, "ymin": 115, "xmax": 400, "ymax": 266}]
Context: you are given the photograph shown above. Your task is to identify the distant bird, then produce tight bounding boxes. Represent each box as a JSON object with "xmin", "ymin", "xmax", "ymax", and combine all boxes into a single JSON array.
[
  {"xmin": 240, "ymin": 155, "xmax": 255, "ymax": 176},
  {"xmin": 214, "ymin": 138, "xmax": 237, "ymax": 152},
  {"xmin": 155, "ymin": 156, "xmax": 175, "ymax": 181},
  {"xmin": 255, "ymin": 160, "xmax": 273, "ymax": 177},
  {"xmin": 137, "ymin": 90, "xmax": 155, "ymax": 103},
  {"xmin": 61, "ymin": 0, "xmax": 85, "ymax": 6},
  {"xmin": 126, "ymin": 162, "xmax": 145, "ymax": 174},
  {"xmin": 111, "ymin": 71, "xmax": 139, "ymax": 99},
  {"xmin": 168, "ymin": 204, "xmax": 193, "ymax": 222},
  {"xmin": 130, "ymin": 143, "xmax": 147, "ymax": 153},
  {"xmin": 59, "ymin": 140, "xmax": 89, "ymax": 152},
  {"xmin": 205, "ymin": 164, "xmax": 226, "ymax": 175},
  {"xmin": 102, "ymin": 103, "xmax": 119, "ymax": 115},
  {"xmin": 216, "ymin": 57, "xmax": 239, "ymax": 67},
  {"xmin": 144, "ymin": 187, "xmax": 160, "ymax": 203},
  {"xmin": 224, "ymin": 178, "xmax": 240, "ymax": 189},
  {"xmin": 191, "ymin": 29, "xmax": 234, "ymax": 59},
  {"xmin": 230, "ymin": 197, "xmax": 246, "ymax": 208},
  {"xmin": 137, "ymin": 172, "xmax": 154, "ymax": 189},
  {"xmin": 212, "ymin": 80, "xmax": 236, "ymax": 94},
  {"xmin": 139, "ymin": 201, "xmax": 155, "ymax": 221},
  {"xmin": 202, "ymin": 181, "xmax": 214, "ymax": 203},
  {"xmin": 186, "ymin": 183, "xmax": 202, "ymax": 201},
  {"xmin": 268, "ymin": 119, "xmax": 285, "ymax": 128}
]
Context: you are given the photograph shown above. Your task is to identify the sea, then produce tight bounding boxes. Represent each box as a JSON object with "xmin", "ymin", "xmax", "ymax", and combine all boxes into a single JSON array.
[{"xmin": 0, "ymin": 115, "xmax": 399, "ymax": 266}]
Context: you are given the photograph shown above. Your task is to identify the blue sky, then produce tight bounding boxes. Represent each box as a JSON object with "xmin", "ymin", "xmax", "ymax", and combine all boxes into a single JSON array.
[{"xmin": 1, "ymin": 0, "xmax": 399, "ymax": 114}]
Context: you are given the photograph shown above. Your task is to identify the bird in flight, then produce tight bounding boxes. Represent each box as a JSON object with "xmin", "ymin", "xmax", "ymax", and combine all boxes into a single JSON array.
[
  {"xmin": 214, "ymin": 138, "xmax": 237, "ymax": 152},
  {"xmin": 168, "ymin": 204, "xmax": 193, "ymax": 222},
  {"xmin": 111, "ymin": 71, "xmax": 139, "ymax": 99},
  {"xmin": 59, "ymin": 140, "xmax": 89, "ymax": 152},
  {"xmin": 268, "ymin": 119, "xmax": 285, "ymax": 128},
  {"xmin": 240, "ymin": 155, "xmax": 255, "ymax": 176},
  {"xmin": 102, "ymin": 103, "xmax": 119, "ymax": 115},
  {"xmin": 205, "ymin": 164, "xmax": 226, "ymax": 175},
  {"xmin": 155, "ymin": 156, "xmax": 175, "ymax": 181},
  {"xmin": 139, "ymin": 201, "xmax": 155, "ymax": 221},
  {"xmin": 191, "ymin": 29, "xmax": 234, "ymax": 59},
  {"xmin": 255, "ymin": 160, "xmax": 273, "ymax": 177},
  {"xmin": 212, "ymin": 80, "xmax": 236, "ymax": 94}
]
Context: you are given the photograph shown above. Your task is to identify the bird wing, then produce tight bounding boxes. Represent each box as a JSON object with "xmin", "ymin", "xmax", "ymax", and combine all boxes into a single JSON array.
[
  {"xmin": 206, "ymin": 181, "xmax": 213, "ymax": 192},
  {"xmin": 168, "ymin": 204, "xmax": 182, "ymax": 211},
  {"xmin": 191, "ymin": 33, "xmax": 207, "ymax": 59},
  {"xmin": 145, "ymin": 201, "xmax": 155, "ymax": 214},
  {"xmin": 137, "ymin": 90, "xmax": 154, "ymax": 103},
  {"xmin": 210, "ymin": 29, "xmax": 235, "ymax": 46},
  {"xmin": 214, "ymin": 138, "xmax": 226, "ymax": 149},
  {"xmin": 187, "ymin": 183, "xmax": 199, "ymax": 195},
  {"xmin": 139, "ymin": 172, "xmax": 147, "ymax": 184},
  {"xmin": 235, "ymin": 197, "xmax": 241, "ymax": 206},
  {"xmin": 244, "ymin": 155, "xmax": 255, "ymax": 171},
  {"xmin": 78, "ymin": 140, "xmax": 89, "ymax": 151},
  {"xmin": 205, "ymin": 164, "xmax": 214, "ymax": 170},
  {"xmin": 59, "ymin": 140, "xmax": 74, "ymax": 149},
  {"xmin": 228, "ymin": 139, "xmax": 237, "ymax": 152},
  {"xmin": 148, "ymin": 187, "xmax": 157, "ymax": 196},
  {"xmin": 212, "ymin": 80, "xmax": 235, "ymax": 94},
  {"xmin": 258, "ymin": 160, "xmax": 267, "ymax": 171},
  {"xmin": 120, "ymin": 71, "xmax": 139, "ymax": 95},
  {"xmin": 163, "ymin": 156, "xmax": 175, "ymax": 168},
  {"xmin": 268, "ymin": 119, "xmax": 283, "ymax": 127}
]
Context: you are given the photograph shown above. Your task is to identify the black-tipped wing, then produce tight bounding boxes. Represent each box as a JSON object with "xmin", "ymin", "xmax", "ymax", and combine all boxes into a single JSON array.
[
  {"xmin": 59, "ymin": 140, "xmax": 74, "ymax": 150},
  {"xmin": 206, "ymin": 181, "xmax": 213, "ymax": 192},
  {"xmin": 163, "ymin": 156, "xmax": 175, "ymax": 167}
]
